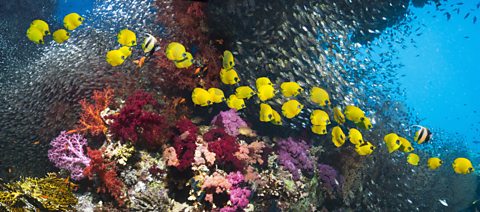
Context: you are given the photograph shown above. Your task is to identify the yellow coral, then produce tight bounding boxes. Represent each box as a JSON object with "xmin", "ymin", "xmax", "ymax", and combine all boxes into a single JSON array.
[{"xmin": 0, "ymin": 173, "xmax": 77, "ymax": 211}]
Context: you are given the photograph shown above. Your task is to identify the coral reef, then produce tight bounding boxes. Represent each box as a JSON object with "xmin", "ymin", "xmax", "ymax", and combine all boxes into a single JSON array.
[
  {"xmin": 172, "ymin": 118, "xmax": 198, "ymax": 171},
  {"xmin": 276, "ymin": 137, "xmax": 315, "ymax": 180},
  {"xmin": 235, "ymin": 141, "xmax": 266, "ymax": 165},
  {"xmin": 205, "ymin": 128, "xmax": 244, "ymax": 171},
  {"xmin": 67, "ymin": 88, "xmax": 114, "ymax": 136},
  {"xmin": 48, "ymin": 131, "xmax": 90, "ymax": 180},
  {"xmin": 0, "ymin": 173, "xmax": 77, "ymax": 211},
  {"xmin": 317, "ymin": 163, "xmax": 342, "ymax": 196},
  {"xmin": 129, "ymin": 185, "xmax": 171, "ymax": 211},
  {"xmin": 83, "ymin": 148, "xmax": 126, "ymax": 206},
  {"xmin": 103, "ymin": 142, "xmax": 135, "ymax": 166},
  {"xmin": 211, "ymin": 109, "xmax": 249, "ymax": 137},
  {"xmin": 107, "ymin": 90, "xmax": 170, "ymax": 150}
]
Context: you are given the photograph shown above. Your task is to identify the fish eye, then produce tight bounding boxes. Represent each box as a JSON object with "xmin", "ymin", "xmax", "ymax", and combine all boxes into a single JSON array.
[
  {"xmin": 66, "ymin": 32, "xmax": 70, "ymax": 36},
  {"xmin": 268, "ymin": 114, "xmax": 273, "ymax": 119},
  {"xmin": 323, "ymin": 129, "xmax": 326, "ymax": 133},
  {"xmin": 229, "ymin": 61, "xmax": 233, "ymax": 66},
  {"xmin": 39, "ymin": 40, "xmax": 43, "ymax": 44},
  {"xmin": 132, "ymin": 41, "xmax": 135, "ymax": 44},
  {"xmin": 439, "ymin": 160, "xmax": 443, "ymax": 164},
  {"xmin": 45, "ymin": 30, "xmax": 49, "ymax": 35},
  {"xmin": 408, "ymin": 147, "xmax": 412, "ymax": 151},
  {"xmin": 78, "ymin": 17, "xmax": 83, "ymax": 21},
  {"xmin": 207, "ymin": 101, "xmax": 212, "ymax": 104},
  {"xmin": 370, "ymin": 146, "xmax": 374, "ymax": 150},
  {"xmin": 121, "ymin": 56, "xmax": 125, "ymax": 60},
  {"xmin": 396, "ymin": 140, "xmax": 400, "ymax": 145},
  {"xmin": 361, "ymin": 117, "xmax": 365, "ymax": 121},
  {"xmin": 298, "ymin": 88, "xmax": 302, "ymax": 92},
  {"xmin": 468, "ymin": 167, "xmax": 473, "ymax": 172},
  {"xmin": 241, "ymin": 104, "xmax": 245, "ymax": 108},
  {"xmin": 182, "ymin": 53, "xmax": 187, "ymax": 57},
  {"xmin": 234, "ymin": 77, "xmax": 239, "ymax": 82},
  {"xmin": 368, "ymin": 125, "xmax": 372, "ymax": 128},
  {"xmin": 340, "ymin": 135, "xmax": 344, "ymax": 139},
  {"xmin": 325, "ymin": 100, "xmax": 329, "ymax": 105}
]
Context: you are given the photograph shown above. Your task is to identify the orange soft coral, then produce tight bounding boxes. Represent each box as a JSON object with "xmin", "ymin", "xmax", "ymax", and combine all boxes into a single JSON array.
[{"xmin": 68, "ymin": 88, "xmax": 114, "ymax": 136}]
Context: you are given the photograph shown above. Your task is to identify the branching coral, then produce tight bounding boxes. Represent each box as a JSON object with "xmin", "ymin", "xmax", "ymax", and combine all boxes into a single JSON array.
[
  {"xmin": 0, "ymin": 173, "xmax": 77, "ymax": 211},
  {"xmin": 211, "ymin": 109, "xmax": 248, "ymax": 137},
  {"xmin": 83, "ymin": 148, "xmax": 126, "ymax": 206},
  {"xmin": 48, "ymin": 131, "xmax": 91, "ymax": 180},
  {"xmin": 205, "ymin": 128, "xmax": 244, "ymax": 171},
  {"xmin": 107, "ymin": 90, "xmax": 171, "ymax": 149},
  {"xmin": 68, "ymin": 88, "xmax": 114, "ymax": 136},
  {"xmin": 277, "ymin": 137, "xmax": 315, "ymax": 180},
  {"xmin": 173, "ymin": 118, "xmax": 198, "ymax": 171}
]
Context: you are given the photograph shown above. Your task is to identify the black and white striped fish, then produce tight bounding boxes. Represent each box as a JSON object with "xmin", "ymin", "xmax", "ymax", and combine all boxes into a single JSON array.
[
  {"xmin": 141, "ymin": 33, "xmax": 160, "ymax": 56},
  {"xmin": 413, "ymin": 125, "xmax": 432, "ymax": 144}
]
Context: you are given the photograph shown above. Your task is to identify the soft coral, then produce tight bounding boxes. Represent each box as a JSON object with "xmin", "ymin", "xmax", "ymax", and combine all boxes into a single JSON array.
[
  {"xmin": 83, "ymin": 148, "xmax": 125, "ymax": 205},
  {"xmin": 107, "ymin": 90, "xmax": 170, "ymax": 149},
  {"xmin": 172, "ymin": 118, "xmax": 198, "ymax": 171},
  {"xmin": 205, "ymin": 128, "xmax": 244, "ymax": 171}
]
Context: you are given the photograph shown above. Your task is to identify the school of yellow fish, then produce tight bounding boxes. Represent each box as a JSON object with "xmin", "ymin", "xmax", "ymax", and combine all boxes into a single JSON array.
[
  {"xmin": 25, "ymin": 16, "xmax": 475, "ymax": 175},
  {"xmin": 189, "ymin": 46, "xmax": 474, "ymax": 175}
]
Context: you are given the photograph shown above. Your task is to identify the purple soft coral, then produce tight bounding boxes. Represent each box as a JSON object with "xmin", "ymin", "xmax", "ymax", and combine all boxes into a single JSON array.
[
  {"xmin": 48, "ymin": 131, "xmax": 91, "ymax": 180},
  {"xmin": 277, "ymin": 137, "xmax": 314, "ymax": 180},
  {"xmin": 211, "ymin": 109, "xmax": 248, "ymax": 137},
  {"xmin": 317, "ymin": 163, "xmax": 342, "ymax": 193}
]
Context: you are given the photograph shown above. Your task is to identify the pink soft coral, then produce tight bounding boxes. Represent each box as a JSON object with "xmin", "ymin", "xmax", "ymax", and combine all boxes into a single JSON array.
[
  {"xmin": 193, "ymin": 143, "xmax": 216, "ymax": 166},
  {"xmin": 235, "ymin": 141, "xmax": 266, "ymax": 165},
  {"xmin": 163, "ymin": 147, "xmax": 180, "ymax": 167},
  {"xmin": 202, "ymin": 172, "xmax": 232, "ymax": 201}
]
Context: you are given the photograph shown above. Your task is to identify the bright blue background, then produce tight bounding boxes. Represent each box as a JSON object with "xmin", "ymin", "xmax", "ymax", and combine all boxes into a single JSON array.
[
  {"xmin": 396, "ymin": 2, "xmax": 480, "ymax": 153},
  {"xmin": 55, "ymin": 0, "xmax": 94, "ymax": 22}
]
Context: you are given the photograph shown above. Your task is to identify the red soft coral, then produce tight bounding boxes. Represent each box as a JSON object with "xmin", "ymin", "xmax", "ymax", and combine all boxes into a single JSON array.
[
  {"xmin": 68, "ymin": 88, "xmax": 114, "ymax": 136},
  {"xmin": 172, "ymin": 118, "xmax": 198, "ymax": 171},
  {"xmin": 107, "ymin": 90, "xmax": 171, "ymax": 149},
  {"xmin": 205, "ymin": 128, "xmax": 244, "ymax": 171},
  {"xmin": 84, "ymin": 148, "xmax": 125, "ymax": 206},
  {"xmin": 151, "ymin": 1, "xmax": 221, "ymax": 94}
]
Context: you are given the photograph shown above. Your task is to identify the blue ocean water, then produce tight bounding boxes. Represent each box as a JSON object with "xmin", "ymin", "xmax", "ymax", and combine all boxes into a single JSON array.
[
  {"xmin": 55, "ymin": 0, "xmax": 93, "ymax": 22},
  {"xmin": 397, "ymin": 2, "xmax": 480, "ymax": 154}
]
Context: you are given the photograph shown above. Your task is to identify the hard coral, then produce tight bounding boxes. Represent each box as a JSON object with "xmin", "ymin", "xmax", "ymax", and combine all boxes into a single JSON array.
[
  {"xmin": 108, "ymin": 90, "xmax": 170, "ymax": 150},
  {"xmin": 68, "ymin": 88, "xmax": 113, "ymax": 136},
  {"xmin": 173, "ymin": 118, "xmax": 198, "ymax": 171},
  {"xmin": 83, "ymin": 148, "xmax": 126, "ymax": 206},
  {"xmin": 277, "ymin": 137, "xmax": 315, "ymax": 180},
  {"xmin": 48, "ymin": 131, "xmax": 90, "ymax": 180},
  {"xmin": 205, "ymin": 128, "xmax": 244, "ymax": 171},
  {"xmin": 211, "ymin": 109, "xmax": 248, "ymax": 137}
]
